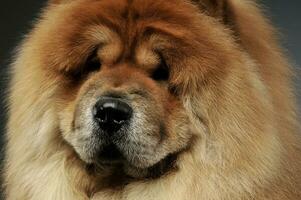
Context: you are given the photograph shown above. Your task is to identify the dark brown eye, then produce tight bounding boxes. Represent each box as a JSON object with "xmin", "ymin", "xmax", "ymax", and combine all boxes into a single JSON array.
[
  {"xmin": 66, "ymin": 50, "xmax": 101, "ymax": 81},
  {"xmin": 168, "ymin": 85, "xmax": 179, "ymax": 95},
  {"xmin": 84, "ymin": 57, "xmax": 101, "ymax": 74},
  {"xmin": 84, "ymin": 49, "xmax": 101, "ymax": 74},
  {"xmin": 151, "ymin": 56, "xmax": 169, "ymax": 81}
]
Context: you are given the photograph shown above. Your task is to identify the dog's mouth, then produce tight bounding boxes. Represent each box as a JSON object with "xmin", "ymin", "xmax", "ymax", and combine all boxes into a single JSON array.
[
  {"xmin": 92, "ymin": 143, "xmax": 179, "ymax": 179},
  {"xmin": 98, "ymin": 144, "xmax": 124, "ymax": 164}
]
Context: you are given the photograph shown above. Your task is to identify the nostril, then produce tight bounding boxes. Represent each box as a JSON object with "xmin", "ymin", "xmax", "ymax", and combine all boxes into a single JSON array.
[
  {"xmin": 93, "ymin": 106, "xmax": 107, "ymax": 123},
  {"xmin": 93, "ymin": 97, "xmax": 133, "ymax": 132}
]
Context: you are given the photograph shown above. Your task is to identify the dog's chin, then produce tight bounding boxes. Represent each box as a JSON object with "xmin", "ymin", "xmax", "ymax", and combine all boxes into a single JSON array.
[
  {"xmin": 95, "ymin": 156, "xmax": 178, "ymax": 179},
  {"xmin": 97, "ymin": 144, "xmax": 124, "ymax": 164},
  {"xmin": 122, "ymin": 154, "xmax": 178, "ymax": 179},
  {"xmin": 81, "ymin": 144, "xmax": 178, "ymax": 179}
]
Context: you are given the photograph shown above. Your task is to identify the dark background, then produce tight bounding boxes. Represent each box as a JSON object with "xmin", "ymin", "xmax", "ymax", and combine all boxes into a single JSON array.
[{"xmin": 0, "ymin": 0, "xmax": 300, "ymax": 162}]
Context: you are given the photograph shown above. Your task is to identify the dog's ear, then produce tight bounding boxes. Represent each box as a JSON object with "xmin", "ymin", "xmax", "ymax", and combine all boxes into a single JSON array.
[{"xmin": 191, "ymin": 0, "xmax": 233, "ymax": 24}]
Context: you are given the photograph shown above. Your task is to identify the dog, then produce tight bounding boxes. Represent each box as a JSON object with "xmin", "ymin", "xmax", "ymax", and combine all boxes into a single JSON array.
[{"xmin": 4, "ymin": 0, "xmax": 301, "ymax": 199}]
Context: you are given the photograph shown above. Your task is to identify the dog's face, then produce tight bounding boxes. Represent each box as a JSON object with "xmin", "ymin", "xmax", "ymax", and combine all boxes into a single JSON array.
[
  {"xmin": 60, "ymin": 57, "xmax": 192, "ymax": 175},
  {"xmin": 52, "ymin": 0, "xmax": 198, "ymax": 177},
  {"xmin": 61, "ymin": 65, "xmax": 192, "ymax": 177},
  {"xmin": 37, "ymin": 0, "xmax": 233, "ymax": 177}
]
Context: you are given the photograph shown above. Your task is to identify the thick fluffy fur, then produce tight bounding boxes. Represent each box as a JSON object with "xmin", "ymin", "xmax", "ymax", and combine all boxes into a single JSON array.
[{"xmin": 4, "ymin": 0, "xmax": 301, "ymax": 199}]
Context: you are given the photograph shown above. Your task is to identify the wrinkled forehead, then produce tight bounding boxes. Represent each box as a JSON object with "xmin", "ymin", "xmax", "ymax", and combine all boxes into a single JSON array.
[
  {"xmin": 43, "ymin": 0, "xmax": 200, "ymax": 71},
  {"xmin": 70, "ymin": 0, "xmax": 196, "ymax": 38}
]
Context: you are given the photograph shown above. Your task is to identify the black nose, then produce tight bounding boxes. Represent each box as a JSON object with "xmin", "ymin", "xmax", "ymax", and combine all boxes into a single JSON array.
[{"xmin": 93, "ymin": 97, "xmax": 133, "ymax": 132}]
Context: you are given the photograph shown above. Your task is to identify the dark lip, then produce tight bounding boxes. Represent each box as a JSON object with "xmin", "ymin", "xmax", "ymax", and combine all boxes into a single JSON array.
[{"xmin": 98, "ymin": 144, "xmax": 124, "ymax": 163}]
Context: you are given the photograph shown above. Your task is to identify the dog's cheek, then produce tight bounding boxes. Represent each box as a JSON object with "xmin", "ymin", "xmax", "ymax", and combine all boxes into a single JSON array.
[
  {"xmin": 58, "ymin": 101, "xmax": 77, "ymax": 142},
  {"xmin": 166, "ymin": 109, "xmax": 192, "ymax": 151}
]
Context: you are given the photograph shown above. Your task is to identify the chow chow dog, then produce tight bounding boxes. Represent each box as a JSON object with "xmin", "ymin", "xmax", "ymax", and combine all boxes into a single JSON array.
[{"xmin": 4, "ymin": 0, "xmax": 301, "ymax": 199}]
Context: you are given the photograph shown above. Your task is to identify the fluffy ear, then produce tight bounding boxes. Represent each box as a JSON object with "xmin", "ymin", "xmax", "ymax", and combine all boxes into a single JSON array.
[{"xmin": 191, "ymin": 0, "xmax": 233, "ymax": 24}]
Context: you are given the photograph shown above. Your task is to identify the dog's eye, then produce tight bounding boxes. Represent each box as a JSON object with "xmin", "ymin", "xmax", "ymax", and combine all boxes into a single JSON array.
[
  {"xmin": 85, "ymin": 57, "xmax": 101, "ymax": 74},
  {"xmin": 66, "ymin": 50, "xmax": 101, "ymax": 81},
  {"xmin": 168, "ymin": 85, "xmax": 179, "ymax": 95},
  {"xmin": 84, "ymin": 50, "xmax": 101, "ymax": 74},
  {"xmin": 151, "ymin": 57, "xmax": 169, "ymax": 81}
]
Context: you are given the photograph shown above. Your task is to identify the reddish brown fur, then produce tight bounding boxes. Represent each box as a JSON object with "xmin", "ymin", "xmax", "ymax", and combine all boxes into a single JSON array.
[{"xmin": 4, "ymin": 0, "xmax": 301, "ymax": 199}]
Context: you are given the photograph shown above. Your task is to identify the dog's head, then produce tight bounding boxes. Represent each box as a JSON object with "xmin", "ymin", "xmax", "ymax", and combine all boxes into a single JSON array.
[{"xmin": 33, "ymin": 0, "xmax": 238, "ymax": 177}]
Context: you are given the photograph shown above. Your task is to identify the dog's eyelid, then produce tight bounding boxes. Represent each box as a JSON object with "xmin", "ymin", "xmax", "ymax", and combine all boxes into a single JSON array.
[
  {"xmin": 84, "ymin": 48, "xmax": 102, "ymax": 73},
  {"xmin": 151, "ymin": 55, "xmax": 170, "ymax": 81},
  {"xmin": 64, "ymin": 49, "xmax": 102, "ymax": 81},
  {"xmin": 86, "ymin": 56, "xmax": 101, "ymax": 72}
]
